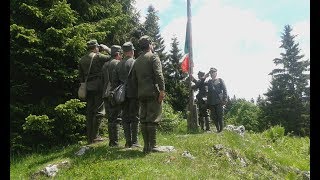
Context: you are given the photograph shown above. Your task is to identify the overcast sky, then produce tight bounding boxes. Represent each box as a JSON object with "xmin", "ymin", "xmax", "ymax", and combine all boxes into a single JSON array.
[{"xmin": 133, "ymin": 0, "xmax": 310, "ymax": 101}]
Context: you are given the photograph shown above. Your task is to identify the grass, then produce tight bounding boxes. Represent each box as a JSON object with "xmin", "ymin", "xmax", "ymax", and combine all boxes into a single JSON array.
[{"xmin": 10, "ymin": 129, "xmax": 310, "ymax": 179}]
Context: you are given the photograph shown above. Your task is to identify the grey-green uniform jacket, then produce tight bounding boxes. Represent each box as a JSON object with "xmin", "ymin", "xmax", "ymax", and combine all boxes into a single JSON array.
[
  {"xmin": 207, "ymin": 78, "xmax": 227, "ymax": 105},
  {"xmin": 79, "ymin": 52, "xmax": 109, "ymax": 90},
  {"xmin": 112, "ymin": 56, "xmax": 137, "ymax": 98},
  {"xmin": 101, "ymin": 58, "xmax": 120, "ymax": 98},
  {"xmin": 132, "ymin": 51, "xmax": 165, "ymax": 99}
]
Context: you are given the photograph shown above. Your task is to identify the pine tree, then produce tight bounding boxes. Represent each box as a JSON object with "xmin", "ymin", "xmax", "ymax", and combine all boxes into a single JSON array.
[
  {"xmin": 165, "ymin": 36, "xmax": 189, "ymax": 112},
  {"xmin": 143, "ymin": 5, "xmax": 167, "ymax": 62},
  {"xmin": 263, "ymin": 25, "xmax": 310, "ymax": 136}
]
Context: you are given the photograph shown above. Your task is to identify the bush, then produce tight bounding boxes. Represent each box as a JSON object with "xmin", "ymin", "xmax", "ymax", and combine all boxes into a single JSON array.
[
  {"xmin": 53, "ymin": 99, "xmax": 86, "ymax": 144},
  {"xmin": 159, "ymin": 103, "xmax": 185, "ymax": 133},
  {"xmin": 22, "ymin": 114, "xmax": 55, "ymax": 149},
  {"xmin": 262, "ymin": 125, "xmax": 285, "ymax": 142}
]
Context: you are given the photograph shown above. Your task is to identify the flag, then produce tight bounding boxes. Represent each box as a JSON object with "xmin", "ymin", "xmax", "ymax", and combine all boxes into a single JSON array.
[
  {"xmin": 181, "ymin": 54, "xmax": 189, "ymax": 73},
  {"xmin": 180, "ymin": 0, "xmax": 192, "ymax": 74}
]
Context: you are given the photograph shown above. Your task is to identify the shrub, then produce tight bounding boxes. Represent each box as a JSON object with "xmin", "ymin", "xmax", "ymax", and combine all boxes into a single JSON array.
[
  {"xmin": 22, "ymin": 114, "xmax": 55, "ymax": 149},
  {"xmin": 53, "ymin": 99, "xmax": 86, "ymax": 144},
  {"xmin": 159, "ymin": 103, "xmax": 185, "ymax": 133},
  {"xmin": 262, "ymin": 125, "xmax": 285, "ymax": 142}
]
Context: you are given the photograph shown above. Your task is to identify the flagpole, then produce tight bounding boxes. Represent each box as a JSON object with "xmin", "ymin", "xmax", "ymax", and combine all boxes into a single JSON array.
[{"xmin": 187, "ymin": 0, "xmax": 198, "ymax": 131}]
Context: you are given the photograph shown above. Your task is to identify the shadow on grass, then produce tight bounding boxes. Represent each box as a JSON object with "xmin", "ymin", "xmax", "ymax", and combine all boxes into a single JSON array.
[{"xmin": 72, "ymin": 143, "xmax": 146, "ymax": 162}]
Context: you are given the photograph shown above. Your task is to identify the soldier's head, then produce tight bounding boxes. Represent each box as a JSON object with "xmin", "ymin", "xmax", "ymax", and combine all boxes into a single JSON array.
[
  {"xmin": 87, "ymin": 39, "xmax": 99, "ymax": 52},
  {"xmin": 209, "ymin": 67, "xmax": 217, "ymax": 78},
  {"xmin": 122, "ymin": 42, "xmax": 135, "ymax": 57},
  {"xmin": 197, "ymin": 71, "xmax": 205, "ymax": 78},
  {"xmin": 111, "ymin": 45, "xmax": 122, "ymax": 60},
  {"xmin": 138, "ymin": 35, "xmax": 153, "ymax": 51}
]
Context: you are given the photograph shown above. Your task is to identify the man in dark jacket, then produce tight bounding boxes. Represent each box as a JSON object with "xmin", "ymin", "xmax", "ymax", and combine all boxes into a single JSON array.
[
  {"xmin": 101, "ymin": 45, "xmax": 122, "ymax": 147},
  {"xmin": 192, "ymin": 71, "xmax": 210, "ymax": 131},
  {"xmin": 112, "ymin": 42, "xmax": 140, "ymax": 148},
  {"xmin": 78, "ymin": 39, "xmax": 110, "ymax": 144},
  {"xmin": 207, "ymin": 67, "xmax": 228, "ymax": 133},
  {"xmin": 132, "ymin": 35, "xmax": 165, "ymax": 153}
]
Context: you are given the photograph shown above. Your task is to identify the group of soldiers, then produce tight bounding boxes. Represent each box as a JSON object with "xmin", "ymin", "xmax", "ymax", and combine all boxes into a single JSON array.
[
  {"xmin": 78, "ymin": 35, "xmax": 165, "ymax": 154},
  {"xmin": 192, "ymin": 68, "xmax": 228, "ymax": 133}
]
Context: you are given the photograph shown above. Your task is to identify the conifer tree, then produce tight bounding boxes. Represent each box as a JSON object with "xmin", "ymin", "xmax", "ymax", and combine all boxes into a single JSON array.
[
  {"xmin": 262, "ymin": 25, "xmax": 310, "ymax": 136},
  {"xmin": 165, "ymin": 36, "xmax": 189, "ymax": 112},
  {"xmin": 143, "ymin": 5, "xmax": 167, "ymax": 62}
]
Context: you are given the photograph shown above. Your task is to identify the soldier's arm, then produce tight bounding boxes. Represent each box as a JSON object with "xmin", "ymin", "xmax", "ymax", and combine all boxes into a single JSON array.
[
  {"xmin": 152, "ymin": 55, "xmax": 165, "ymax": 91},
  {"xmin": 220, "ymin": 78, "xmax": 228, "ymax": 102},
  {"xmin": 111, "ymin": 64, "xmax": 120, "ymax": 90},
  {"xmin": 101, "ymin": 62, "xmax": 109, "ymax": 86},
  {"xmin": 152, "ymin": 55, "xmax": 165, "ymax": 102}
]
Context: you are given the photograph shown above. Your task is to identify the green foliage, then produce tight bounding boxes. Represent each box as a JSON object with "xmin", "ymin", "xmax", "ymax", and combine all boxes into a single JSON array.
[
  {"xmin": 262, "ymin": 125, "xmax": 285, "ymax": 142},
  {"xmin": 262, "ymin": 25, "xmax": 310, "ymax": 136},
  {"xmin": 159, "ymin": 103, "xmax": 186, "ymax": 133},
  {"xmin": 53, "ymin": 99, "xmax": 87, "ymax": 143},
  {"xmin": 163, "ymin": 36, "xmax": 189, "ymax": 113},
  {"xmin": 45, "ymin": 0, "xmax": 78, "ymax": 28},
  {"xmin": 10, "ymin": 0, "xmax": 141, "ymax": 153},
  {"xmin": 23, "ymin": 115, "xmax": 54, "ymax": 134},
  {"xmin": 225, "ymin": 98, "xmax": 261, "ymax": 132},
  {"xmin": 22, "ymin": 115, "xmax": 55, "ymax": 150}
]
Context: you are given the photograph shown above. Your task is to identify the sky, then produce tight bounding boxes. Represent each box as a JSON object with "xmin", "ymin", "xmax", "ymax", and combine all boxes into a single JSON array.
[{"xmin": 133, "ymin": 0, "xmax": 310, "ymax": 101}]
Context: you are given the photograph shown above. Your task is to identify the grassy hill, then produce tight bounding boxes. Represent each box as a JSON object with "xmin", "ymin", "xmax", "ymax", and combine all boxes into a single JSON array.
[{"xmin": 10, "ymin": 129, "xmax": 310, "ymax": 179}]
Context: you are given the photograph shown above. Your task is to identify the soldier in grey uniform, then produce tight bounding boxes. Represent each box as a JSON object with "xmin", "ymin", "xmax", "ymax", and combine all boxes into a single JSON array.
[
  {"xmin": 132, "ymin": 35, "xmax": 165, "ymax": 153},
  {"xmin": 101, "ymin": 45, "xmax": 123, "ymax": 147},
  {"xmin": 78, "ymin": 39, "xmax": 110, "ymax": 144},
  {"xmin": 113, "ymin": 42, "xmax": 140, "ymax": 148},
  {"xmin": 207, "ymin": 67, "xmax": 228, "ymax": 133},
  {"xmin": 192, "ymin": 71, "xmax": 210, "ymax": 131}
]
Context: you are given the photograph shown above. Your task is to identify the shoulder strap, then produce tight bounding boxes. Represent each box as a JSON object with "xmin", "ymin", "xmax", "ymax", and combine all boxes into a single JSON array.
[{"xmin": 84, "ymin": 53, "xmax": 96, "ymax": 83}]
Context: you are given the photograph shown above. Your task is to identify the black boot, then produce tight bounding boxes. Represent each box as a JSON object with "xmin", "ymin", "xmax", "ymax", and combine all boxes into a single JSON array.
[
  {"xmin": 205, "ymin": 116, "xmax": 211, "ymax": 131},
  {"xmin": 148, "ymin": 124, "xmax": 161, "ymax": 152},
  {"xmin": 141, "ymin": 123, "xmax": 149, "ymax": 153},
  {"xmin": 199, "ymin": 117, "xmax": 205, "ymax": 131},
  {"xmin": 108, "ymin": 123, "xmax": 119, "ymax": 147},
  {"xmin": 131, "ymin": 122, "xmax": 141, "ymax": 147},
  {"xmin": 123, "ymin": 123, "xmax": 132, "ymax": 148}
]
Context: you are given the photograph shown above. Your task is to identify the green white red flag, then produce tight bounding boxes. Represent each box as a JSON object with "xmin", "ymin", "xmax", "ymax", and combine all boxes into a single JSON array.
[{"xmin": 181, "ymin": 0, "xmax": 192, "ymax": 74}]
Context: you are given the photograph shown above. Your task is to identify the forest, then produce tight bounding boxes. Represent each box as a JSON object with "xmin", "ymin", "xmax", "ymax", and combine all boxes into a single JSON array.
[{"xmin": 10, "ymin": 0, "xmax": 310, "ymax": 154}]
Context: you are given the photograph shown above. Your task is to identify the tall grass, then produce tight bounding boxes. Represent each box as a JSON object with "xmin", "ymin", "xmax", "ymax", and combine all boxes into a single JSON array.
[{"xmin": 10, "ymin": 128, "xmax": 309, "ymax": 179}]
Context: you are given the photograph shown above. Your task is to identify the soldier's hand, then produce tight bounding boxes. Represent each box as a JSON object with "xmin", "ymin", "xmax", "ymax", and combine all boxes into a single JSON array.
[
  {"xmin": 99, "ymin": 44, "xmax": 111, "ymax": 53},
  {"xmin": 158, "ymin": 90, "xmax": 165, "ymax": 103}
]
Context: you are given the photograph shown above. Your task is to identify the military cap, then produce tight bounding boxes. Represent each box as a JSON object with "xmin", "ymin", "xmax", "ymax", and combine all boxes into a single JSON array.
[
  {"xmin": 110, "ymin": 45, "xmax": 122, "ymax": 56},
  {"xmin": 197, "ymin": 71, "xmax": 205, "ymax": 76},
  {"xmin": 138, "ymin": 35, "xmax": 152, "ymax": 47},
  {"xmin": 209, "ymin": 67, "xmax": 217, "ymax": 73},
  {"xmin": 87, "ymin": 39, "xmax": 99, "ymax": 47},
  {"xmin": 122, "ymin": 42, "xmax": 135, "ymax": 52}
]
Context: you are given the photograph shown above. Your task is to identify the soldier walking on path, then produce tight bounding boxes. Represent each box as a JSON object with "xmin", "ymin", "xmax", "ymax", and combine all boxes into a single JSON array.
[
  {"xmin": 112, "ymin": 42, "xmax": 141, "ymax": 148},
  {"xmin": 78, "ymin": 39, "xmax": 110, "ymax": 144},
  {"xmin": 191, "ymin": 71, "xmax": 210, "ymax": 131},
  {"xmin": 101, "ymin": 45, "xmax": 123, "ymax": 147},
  {"xmin": 132, "ymin": 35, "xmax": 165, "ymax": 153},
  {"xmin": 207, "ymin": 67, "xmax": 228, "ymax": 133}
]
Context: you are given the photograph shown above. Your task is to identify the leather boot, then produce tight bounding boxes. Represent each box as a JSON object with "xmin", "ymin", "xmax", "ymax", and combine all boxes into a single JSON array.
[
  {"xmin": 199, "ymin": 117, "xmax": 205, "ymax": 131},
  {"xmin": 108, "ymin": 123, "xmax": 119, "ymax": 147},
  {"xmin": 148, "ymin": 124, "xmax": 161, "ymax": 152},
  {"xmin": 141, "ymin": 123, "xmax": 149, "ymax": 153},
  {"xmin": 205, "ymin": 116, "xmax": 211, "ymax": 131},
  {"xmin": 123, "ymin": 123, "xmax": 132, "ymax": 148},
  {"xmin": 131, "ymin": 122, "xmax": 141, "ymax": 147}
]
